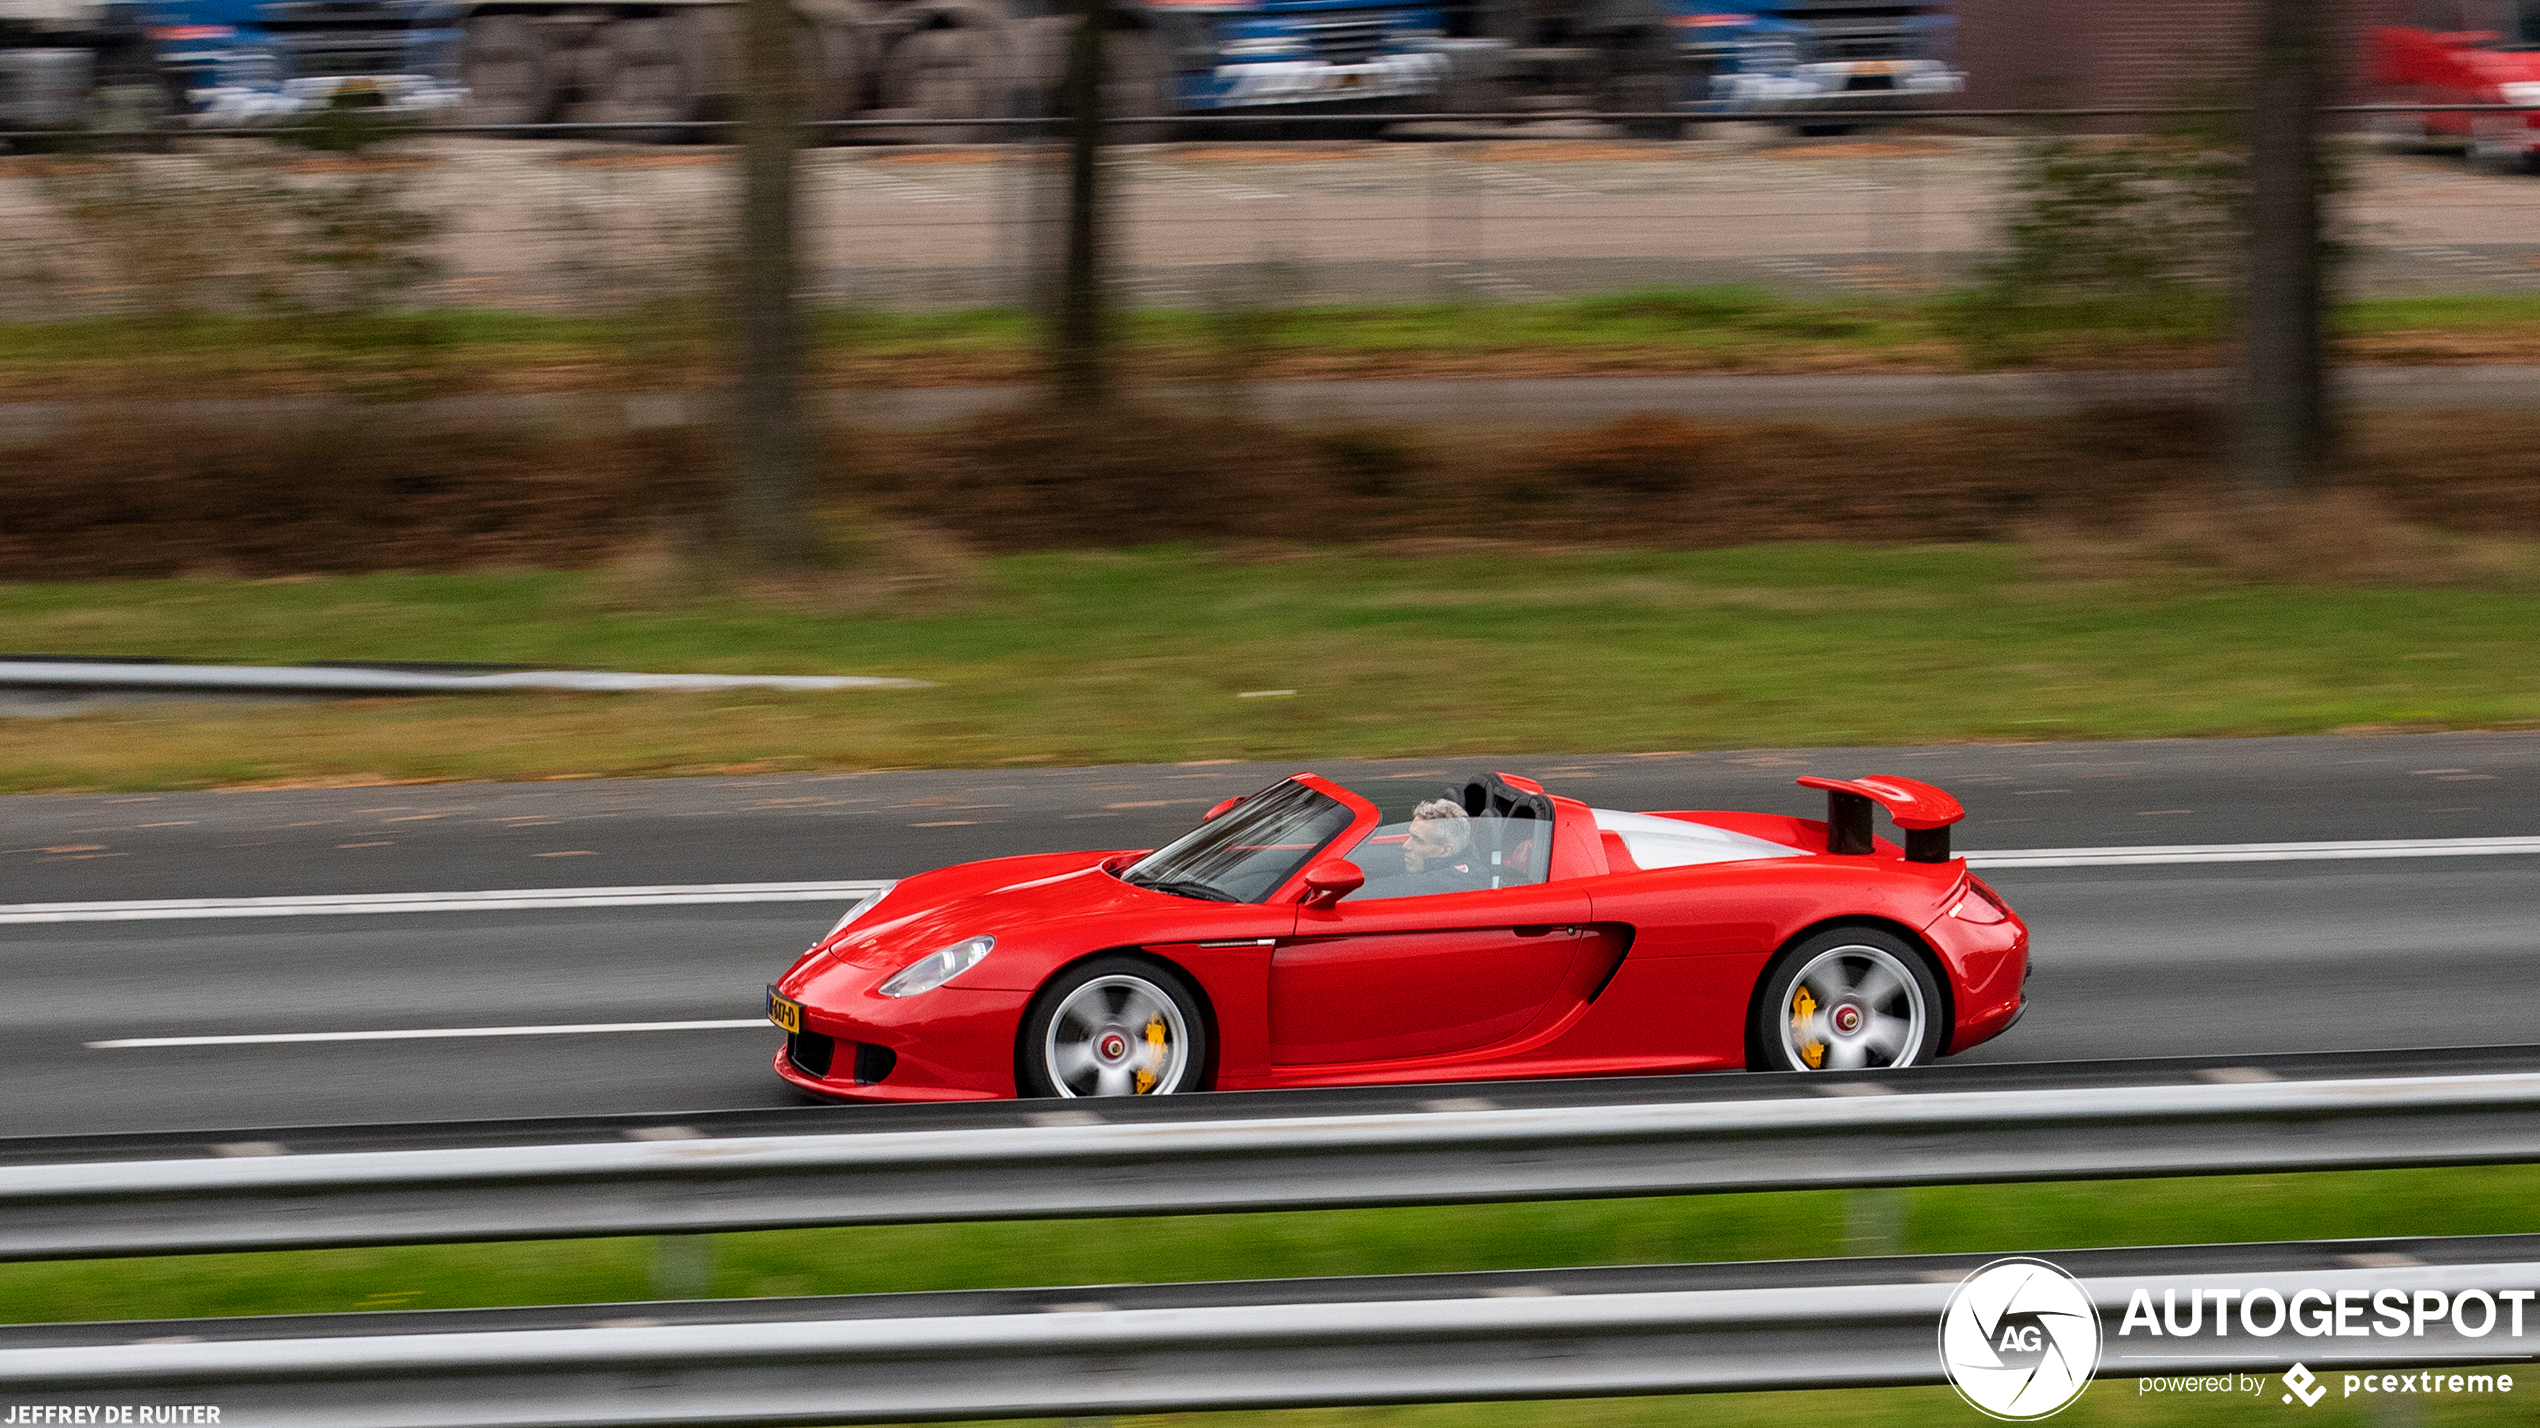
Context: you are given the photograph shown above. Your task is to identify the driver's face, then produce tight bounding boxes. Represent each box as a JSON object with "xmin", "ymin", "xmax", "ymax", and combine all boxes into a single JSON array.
[{"xmin": 1404, "ymin": 820, "xmax": 1461, "ymax": 861}]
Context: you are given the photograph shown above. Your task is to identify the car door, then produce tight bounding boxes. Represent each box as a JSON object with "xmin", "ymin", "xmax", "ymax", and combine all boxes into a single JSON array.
[{"xmin": 1268, "ymin": 882, "xmax": 1594, "ymax": 1066}]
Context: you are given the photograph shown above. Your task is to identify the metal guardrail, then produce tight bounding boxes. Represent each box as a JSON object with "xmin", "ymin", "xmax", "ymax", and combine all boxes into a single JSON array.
[
  {"xmin": 0, "ymin": 661, "xmax": 927, "ymax": 696},
  {"xmin": 6, "ymin": 1235, "xmax": 2536, "ymax": 1424},
  {"xmin": 15, "ymin": 1067, "xmax": 2540, "ymax": 1261}
]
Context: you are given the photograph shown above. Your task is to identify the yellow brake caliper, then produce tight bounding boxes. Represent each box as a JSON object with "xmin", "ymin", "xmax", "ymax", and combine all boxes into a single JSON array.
[
  {"xmin": 1791, "ymin": 986, "xmax": 1826, "ymax": 1070},
  {"xmin": 1133, "ymin": 1014, "xmax": 1168, "ymax": 1093}
]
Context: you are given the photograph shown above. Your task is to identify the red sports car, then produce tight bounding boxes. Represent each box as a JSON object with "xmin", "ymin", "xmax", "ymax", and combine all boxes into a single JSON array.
[{"xmin": 767, "ymin": 771, "xmax": 2028, "ymax": 1102}]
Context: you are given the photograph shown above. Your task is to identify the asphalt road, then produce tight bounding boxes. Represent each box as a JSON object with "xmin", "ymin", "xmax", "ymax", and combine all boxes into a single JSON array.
[{"xmin": 5, "ymin": 731, "xmax": 2537, "ymax": 1137}]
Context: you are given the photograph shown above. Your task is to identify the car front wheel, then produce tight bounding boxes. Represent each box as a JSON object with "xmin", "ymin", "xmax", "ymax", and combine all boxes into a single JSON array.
[
  {"xmin": 1750, "ymin": 929, "xmax": 1943, "ymax": 1072},
  {"xmin": 1019, "ymin": 957, "xmax": 1209, "ymax": 1097}
]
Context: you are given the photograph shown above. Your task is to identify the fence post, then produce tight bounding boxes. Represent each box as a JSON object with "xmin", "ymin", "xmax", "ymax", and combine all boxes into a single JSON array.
[
  {"xmin": 1053, "ymin": 0, "xmax": 1113, "ymax": 407},
  {"xmin": 730, "ymin": 0, "xmax": 815, "ymax": 568},
  {"xmin": 2236, "ymin": 0, "xmax": 2330, "ymax": 494}
]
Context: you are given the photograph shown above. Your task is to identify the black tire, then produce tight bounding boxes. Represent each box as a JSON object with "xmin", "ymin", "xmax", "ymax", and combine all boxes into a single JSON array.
[
  {"xmin": 1102, "ymin": 28, "xmax": 1176, "ymax": 145},
  {"xmin": 1748, "ymin": 926, "xmax": 1944, "ymax": 1073},
  {"xmin": 86, "ymin": 44, "xmax": 177, "ymax": 144},
  {"xmin": 803, "ymin": 0, "xmax": 883, "ymax": 125},
  {"xmin": 2470, "ymin": 119, "xmax": 2540, "ymax": 176},
  {"xmin": 876, "ymin": 6, "xmax": 1019, "ymax": 144},
  {"xmin": 461, "ymin": 14, "xmax": 557, "ymax": 129},
  {"xmin": 1602, "ymin": 73, "xmax": 1679, "ymax": 140},
  {"xmin": 594, "ymin": 16, "xmax": 703, "ymax": 134},
  {"xmin": 1017, "ymin": 956, "xmax": 1211, "ymax": 1098}
]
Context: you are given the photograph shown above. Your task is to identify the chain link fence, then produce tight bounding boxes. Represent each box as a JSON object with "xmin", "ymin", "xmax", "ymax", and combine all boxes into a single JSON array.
[{"xmin": 7, "ymin": 112, "xmax": 2540, "ymax": 334}]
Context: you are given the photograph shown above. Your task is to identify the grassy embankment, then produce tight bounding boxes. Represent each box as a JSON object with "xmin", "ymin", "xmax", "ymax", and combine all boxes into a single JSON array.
[
  {"xmin": 6, "ymin": 290, "xmax": 2540, "ymax": 395},
  {"xmin": 3, "ymin": 543, "xmax": 2537, "ymax": 793},
  {"xmin": 8, "ymin": 545, "xmax": 2538, "ymax": 1423}
]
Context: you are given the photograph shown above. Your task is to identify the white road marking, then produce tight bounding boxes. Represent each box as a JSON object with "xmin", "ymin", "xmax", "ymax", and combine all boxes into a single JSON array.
[
  {"xmin": 0, "ymin": 880, "xmax": 893, "ymax": 924},
  {"xmin": 90, "ymin": 1020, "xmax": 771, "ymax": 1049},
  {"xmin": 11, "ymin": 835, "xmax": 2540, "ymax": 930},
  {"xmin": 1967, "ymin": 836, "xmax": 2540, "ymax": 869}
]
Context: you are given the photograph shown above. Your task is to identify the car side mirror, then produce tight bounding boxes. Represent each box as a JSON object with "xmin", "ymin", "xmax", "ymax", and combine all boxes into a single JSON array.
[
  {"xmin": 1202, "ymin": 796, "xmax": 1245, "ymax": 823},
  {"xmin": 1299, "ymin": 859, "xmax": 1363, "ymax": 909}
]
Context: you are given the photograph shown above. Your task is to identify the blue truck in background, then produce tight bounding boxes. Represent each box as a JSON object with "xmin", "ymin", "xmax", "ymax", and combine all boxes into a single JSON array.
[
  {"xmin": 1440, "ymin": 0, "xmax": 1961, "ymax": 129},
  {"xmin": 1672, "ymin": 1, "xmax": 1962, "ymax": 118},
  {"xmin": 0, "ymin": 0, "xmax": 1955, "ymax": 135},
  {"xmin": 0, "ymin": 0, "xmax": 457, "ymax": 130}
]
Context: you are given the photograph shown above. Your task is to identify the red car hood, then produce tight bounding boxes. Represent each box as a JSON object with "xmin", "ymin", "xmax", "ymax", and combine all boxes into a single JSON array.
[
  {"xmin": 780, "ymin": 848, "xmax": 1288, "ymax": 999},
  {"xmin": 824, "ymin": 851, "xmax": 1135, "ymax": 970}
]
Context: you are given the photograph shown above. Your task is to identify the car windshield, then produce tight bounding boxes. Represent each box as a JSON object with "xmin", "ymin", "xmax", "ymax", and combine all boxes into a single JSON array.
[{"xmin": 1121, "ymin": 779, "xmax": 1356, "ymax": 904}]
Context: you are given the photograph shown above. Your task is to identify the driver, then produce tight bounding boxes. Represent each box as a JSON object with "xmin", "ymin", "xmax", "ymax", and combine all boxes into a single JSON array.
[
  {"xmin": 1353, "ymin": 797, "xmax": 1486, "ymax": 898},
  {"xmin": 1402, "ymin": 798, "xmax": 1475, "ymax": 878}
]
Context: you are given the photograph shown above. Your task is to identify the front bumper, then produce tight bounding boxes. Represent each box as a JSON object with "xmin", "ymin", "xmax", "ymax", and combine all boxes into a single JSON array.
[{"xmin": 770, "ymin": 983, "xmax": 1033, "ymax": 1104}]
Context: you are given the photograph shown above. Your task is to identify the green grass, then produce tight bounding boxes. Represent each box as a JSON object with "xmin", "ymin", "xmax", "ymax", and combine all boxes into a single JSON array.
[
  {"xmin": 2342, "ymin": 295, "xmax": 2540, "ymax": 333},
  {"xmin": 4, "ymin": 543, "xmax": 2538, "ymax": 791},
  {"xmin": 12, "ymin": 288, "xmax": 2540, "ymax": 394},
  {"xmin": 9, "ymin": 1167, "xmax": 2534, "ymax": 1324},
  {"xmin": 8, "ymin": 1170, "xmax": 2535, "ymax": 1423}
]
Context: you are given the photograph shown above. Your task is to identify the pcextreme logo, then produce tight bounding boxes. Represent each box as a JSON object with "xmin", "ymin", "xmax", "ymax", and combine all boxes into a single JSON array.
[
  {"xmin": 1939, "ymin": 1258, "xmax": 2103, "ymax": 1419},
  {"xmin": 2285, "ymin": 1364, "xmax": 2328, "ymax": 1406}
]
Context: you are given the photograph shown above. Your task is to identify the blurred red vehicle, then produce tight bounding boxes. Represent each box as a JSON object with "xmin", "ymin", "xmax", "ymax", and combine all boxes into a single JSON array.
[
  {"xmin": 2372, "ymin": 5, "xmax": 2540, "ymax": 169},
  {"xmin": 768, "ymin": 770, "xmax": 2029, "ymax": 1102}
]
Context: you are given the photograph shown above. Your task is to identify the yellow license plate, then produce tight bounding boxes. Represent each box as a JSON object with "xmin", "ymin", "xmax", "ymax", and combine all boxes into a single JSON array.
[
  {"xmin": 767, "ymin": 988, "xmax": 802, "ymax": 1034},
  {"xmin": 1853, "ymin": 60, "xmax": 1904, "ymax": 75}
]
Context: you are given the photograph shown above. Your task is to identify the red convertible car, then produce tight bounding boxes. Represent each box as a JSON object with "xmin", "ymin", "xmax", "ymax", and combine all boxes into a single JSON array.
[{"xmin": 767, "ymin": 771, "xmax": 2029, "ymax": 1102}]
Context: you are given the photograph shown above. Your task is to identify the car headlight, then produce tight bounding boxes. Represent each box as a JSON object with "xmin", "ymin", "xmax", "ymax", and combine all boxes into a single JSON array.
[
  {"xmin": 826, "ymin": 884, "xmax": 895, "ymax": 938},
  {"xmin": 877, "ymin": 936, "xmax": 994, "ymax": 997}
]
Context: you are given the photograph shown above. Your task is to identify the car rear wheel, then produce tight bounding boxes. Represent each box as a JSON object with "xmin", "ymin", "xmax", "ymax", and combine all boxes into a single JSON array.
[
  {"xmin": 461, "ymin": 15, "xmax": 557, "ymax": 129},
  {"xmin": 1020, "ymin": 957, "xmax": 1209, "ymax": 1097},
  {"xmin": 1750, "ymin": 929, "xmax": 1942, "ymax": 1072}
]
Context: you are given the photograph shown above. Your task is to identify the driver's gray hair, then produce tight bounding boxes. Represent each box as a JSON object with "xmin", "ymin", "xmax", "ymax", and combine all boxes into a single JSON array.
[{"xmin": 1410, "ymin": 798, "xmax": 1472, "ymax": 852}]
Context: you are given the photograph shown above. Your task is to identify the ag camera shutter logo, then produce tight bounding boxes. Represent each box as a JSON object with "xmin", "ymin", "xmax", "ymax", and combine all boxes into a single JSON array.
[{"xmin": 1939, "ymin": 1257, "xmax": 2103, "ymax": 1419}]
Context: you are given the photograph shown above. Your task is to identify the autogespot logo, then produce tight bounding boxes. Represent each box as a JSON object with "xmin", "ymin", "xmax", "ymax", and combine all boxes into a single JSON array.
[{"xmin": 1940, "ymin": 1257, "xmax": 2104, "ymax": 1419}]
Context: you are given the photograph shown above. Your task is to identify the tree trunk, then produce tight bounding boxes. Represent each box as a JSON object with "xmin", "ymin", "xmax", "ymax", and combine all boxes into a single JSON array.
[
  {"xmin": 2237, "ymin": 0, "xmax": 2329, "ymax": 494},
  {"xmin": 731, "ymin": 0, "xmax": 813, "ymax": 568},
  {"xmin": 1053, "ymin": 0, "xmax": 1111, "ymax": 406}
]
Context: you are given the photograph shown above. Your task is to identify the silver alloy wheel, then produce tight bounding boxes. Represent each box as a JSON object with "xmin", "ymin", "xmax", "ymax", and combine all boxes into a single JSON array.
[
  {"xmin": 1043, "ymin": 973, "xmax": 1191, "ymax": 1097},
  {"xmin": 1778, "ymin": 943, "xmax": 1926, "ymax": 1072}
]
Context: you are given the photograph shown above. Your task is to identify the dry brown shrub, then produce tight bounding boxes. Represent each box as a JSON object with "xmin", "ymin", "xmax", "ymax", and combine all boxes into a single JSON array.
[
  {"xmin": 0, "ymin": 416, "xmax": 715, "ymax": 580},
  {"xmin": 2347, "ymin": 411, "xmax": 2540, "ymax": 535},
  {"xmin": 860, "ymin": 404, "xmax": 1348, "ymax": 551},
  {"xmin": 1531, "ymin": 413, "xmax": 1721, "ymax": 495},
  {"xmin": 8, "ymin": 402, "xmax": 2539, "ymax": 582}
]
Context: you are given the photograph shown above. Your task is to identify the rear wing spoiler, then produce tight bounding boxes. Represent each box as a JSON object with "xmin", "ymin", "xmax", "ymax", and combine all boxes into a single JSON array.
[{"xmin": 1797, "ymin": 775, "xmax": 1965, "ymax": 863}]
